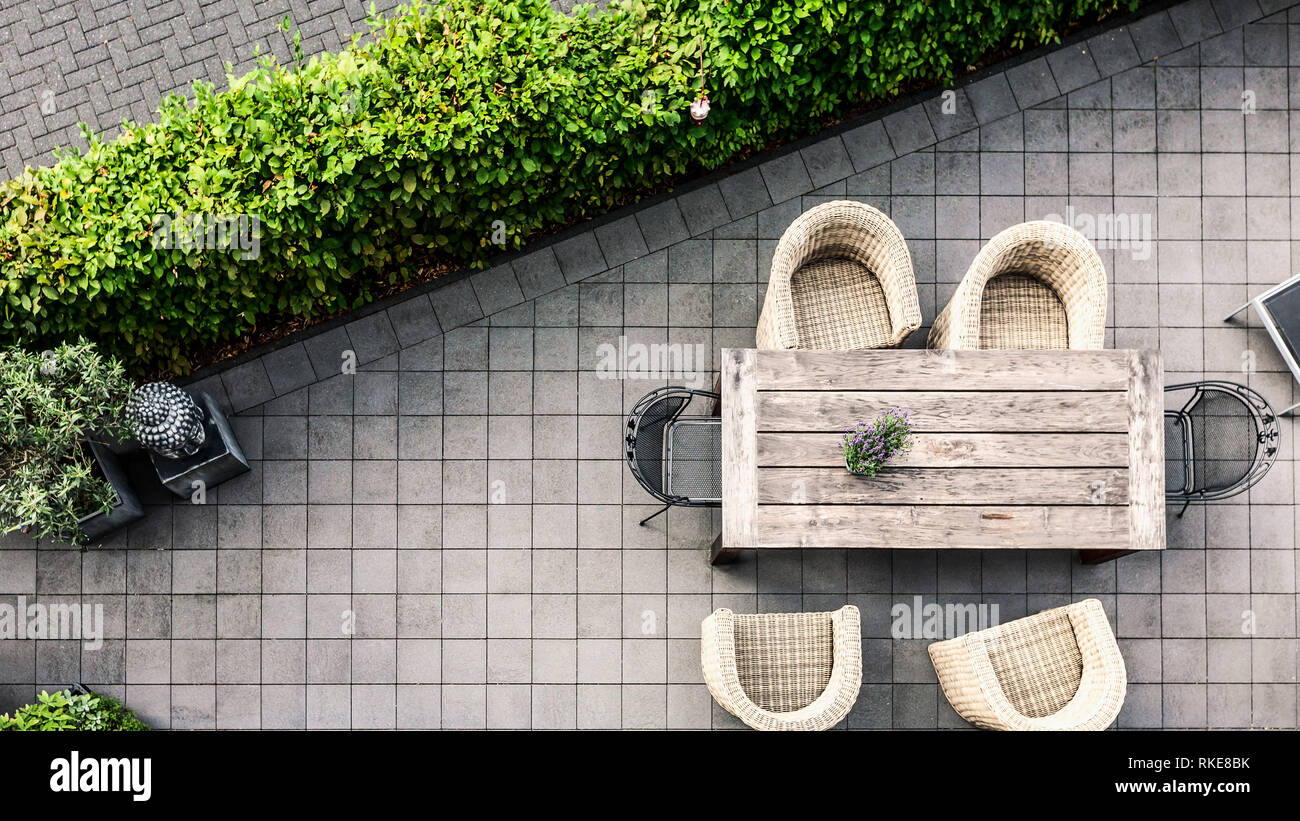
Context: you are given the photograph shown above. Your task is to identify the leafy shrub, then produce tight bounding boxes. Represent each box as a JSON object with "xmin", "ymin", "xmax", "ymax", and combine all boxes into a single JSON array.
[
  {"xmin": 0, "ymin": 339, "xmax": 133, "ymax": 544},
  {"xmin": 0, "ymin": 689, "xmax": 149, "ymax": 731},
  {"xmin": 0, "ymin": 0, "xmax": 1136, "ymax": 373}
]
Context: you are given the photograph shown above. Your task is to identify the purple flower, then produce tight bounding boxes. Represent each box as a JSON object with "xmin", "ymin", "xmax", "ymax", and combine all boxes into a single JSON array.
[{"xmin": 840, "ymin": 408, "xmax": 915, "ymax": 477}]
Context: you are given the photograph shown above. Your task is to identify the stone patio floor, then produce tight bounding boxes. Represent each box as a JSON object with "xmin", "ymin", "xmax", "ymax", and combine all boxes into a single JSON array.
[{"xmin": 2, "ymin": 0, "xmax": 1300, "ymax": 729}]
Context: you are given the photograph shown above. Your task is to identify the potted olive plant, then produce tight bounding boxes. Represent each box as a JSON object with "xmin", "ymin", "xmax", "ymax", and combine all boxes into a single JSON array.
[
  {"xmin": 0, "ymin": 340, "xmax": 142, "ymax": 544},
  {"xmin": 841, "ymin": 408, "xmax": 914, "ymax": 477}
]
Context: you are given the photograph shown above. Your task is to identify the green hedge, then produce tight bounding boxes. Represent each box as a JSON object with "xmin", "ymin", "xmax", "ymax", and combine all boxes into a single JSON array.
[{"xmin": 0, "ymin": 0, "xmax": 1136, "ymax": 372}]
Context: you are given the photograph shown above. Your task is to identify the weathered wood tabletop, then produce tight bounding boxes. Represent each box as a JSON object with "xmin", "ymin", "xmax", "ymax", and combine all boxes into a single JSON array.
[{"xmin": 716, "ymin": 348, "xmax": 1165, "ymax": 564}]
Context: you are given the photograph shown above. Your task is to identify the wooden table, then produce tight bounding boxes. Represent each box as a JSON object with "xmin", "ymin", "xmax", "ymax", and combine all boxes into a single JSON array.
[{"xmin": 715, "ymin": 348, "xmax": 1164, "ymax": 564}]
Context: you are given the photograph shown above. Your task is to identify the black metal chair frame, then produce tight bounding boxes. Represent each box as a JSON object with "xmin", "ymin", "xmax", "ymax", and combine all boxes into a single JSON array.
[
  {"xmin": 1165, "ymin": 380, "xmax": 1279, "ymax": 516},
  {"xmin": 624, "ymin": 386, "xmax": 721, "ymax": 526}
]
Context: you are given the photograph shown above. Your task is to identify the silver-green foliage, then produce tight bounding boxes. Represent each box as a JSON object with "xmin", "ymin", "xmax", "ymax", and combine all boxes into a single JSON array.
[{"xmin": 0, "ymin": 340, "xmax": 132, "ymax": 544}]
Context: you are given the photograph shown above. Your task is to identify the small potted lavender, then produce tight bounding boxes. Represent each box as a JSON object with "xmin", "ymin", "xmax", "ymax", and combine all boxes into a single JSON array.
[{"xmin": 840, "ymin": 408, "xmax": 914, "ymax": 477}]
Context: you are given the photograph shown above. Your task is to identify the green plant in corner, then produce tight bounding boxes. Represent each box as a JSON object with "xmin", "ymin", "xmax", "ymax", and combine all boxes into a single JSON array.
[
  {"xmin": 0, "ymin": 339, "xmax": 133, "ymax": 545},
  {"xmin": 0, "ymin": 689, "xmax": 150, "ymax": 731},
  {"xmin": 0, "ymin": 691, "xmax": 79, "ymax": 731}
]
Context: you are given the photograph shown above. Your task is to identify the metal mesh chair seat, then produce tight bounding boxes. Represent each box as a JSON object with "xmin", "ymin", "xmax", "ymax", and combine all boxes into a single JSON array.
[
  {"xmin": 1164, "ymin": 381, "xmax": 1279, "ymax": 512},
  {"xmin": 666, "ymin": 418, "xmax": 722, "ymax": 501},
  {"xmin": 625, "ymin": 386, "xmax": 721, "ymax": 525},
  {"xmin": 1188, "ymin": 390, "xmax": 1260, "ymax": 491}
]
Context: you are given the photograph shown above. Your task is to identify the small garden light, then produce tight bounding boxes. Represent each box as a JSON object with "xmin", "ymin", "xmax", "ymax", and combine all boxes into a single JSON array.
[{"xmin": 690, "ymin": 93, "xmax": 710, "ymax": 124}]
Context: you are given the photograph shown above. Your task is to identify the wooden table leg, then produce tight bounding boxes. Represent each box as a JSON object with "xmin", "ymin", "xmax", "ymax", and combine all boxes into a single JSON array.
[
  {"xmin": 1079, "ymin": 548, "xmax": 1137, "ymax": 565},
  {"xmin": 710, "ymin": 534, "xmax": 738, "ymax": 565}
]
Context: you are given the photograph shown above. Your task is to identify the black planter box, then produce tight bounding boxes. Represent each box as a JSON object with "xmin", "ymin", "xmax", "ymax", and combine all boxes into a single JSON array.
[
  {"xmin": 149, "ymin": 391, "xmax": 249, "ymax": 498},
  {"xmin": 78, "ymin": 440, "xmax": 145, "ymax": 541}
]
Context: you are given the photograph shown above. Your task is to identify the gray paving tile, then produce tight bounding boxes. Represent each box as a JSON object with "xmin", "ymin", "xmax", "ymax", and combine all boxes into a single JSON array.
[
  {"xmin": 883, "ymin": 104, "xmax": 937, "ymax": 155},
  {"xmin": 1164, "ymin": 682, "xmax": 1209, "ymax": 727},
  {"xmin": 1088, "ymin": 27, "xmax": 1143, "ymax": 77},
  {"xmin": 385, "ymin": 293, "xmax": 441, "ymax": 347},
  {"xmin": 1127, "ymin": 10, "xmax": 1183, "ymax": 61},
  {"xmin": 840, "ymin": 119, "xmax": 895, "ymax": 171},
  {"xmin": 309, "ymin": 416, "xmax": 352, "ymax": 460},
  {"xmin": 345, "ymin": 310, "xmax": 400, "ymax": 364},
  {"xmin": 551, "ymin": 234, "xmax": 606, "ymax": 284},
  {"xmin": 675, "ymin": 184, "xmax": 731, "ymax": 235},
  {"xmin": 663, "ymin": 238, "xmax": 711, "ymax": 283},
  {"xmin": 799, "ymin": 136, "xmax": 855, "ymax": 189},
  {"xmin": 963, "ymin": 73, "xmax": 1018, "ymax": 124},
  {"xmin": 1169, "ymin": 0, "xmax": 1224, "ymax": 46},
  {"xmin": 979, "ymin": 113, "xmax": 1024, "ymax": 152},
  {"xmin": 623, "ymin": 248, "xmax": 668, "ymax": 285},
  {"xmin": 759, "ymin": 151, "xmax": 814, "ymax": 203},
  {"xmin": 1251, "ymin": 682, "xmax": 1297, "ymax": 728},
  {"xmin": 1157, "ymin": 68, "xmax": 1199, "ymax": 113},
  {"xmin": 301, "ymin": 326, "xmax": 353, "ymax": 381},
  {"xmin": 471, "ymin": 265, "xmax": 526, "ymax": 316},
  {"xmin": 351, "ymin": 372, "xmax": 395, "ymax": 416},
  {"xmin": 429, "ymin": 278, "xmax": 484, "ymax": 332},
  {"xmin": 888, "ymin": 151, "xmax": 930, "ymax": 196},
  {"xmin": 593, "ymin": 215, "xmax": 648, "ymax": 267},
  {"xmin": 1006, "ymin": 58, "xmax": 1059, "ymax": 108},
  {"xmin": 1047, "ymin": 43, "xmax": 1101, "ymax": 93},
  {"xmin": 709, "ymin": 213, "xmax": 753, "ymax": 241},
  {"xmin": 716, "ymin": 167, "xmax": 772, "ymax": 219},
  {"xmin": 261, "ymin": 344, "xmax": 316, "ymax": 396},
  {"xmin": 506, "ymin": 250, "xmax": 564, "ymax": 305},
  {"xmin": 308, "ymin": 374, "xmax": 354, "ymax": 415},
  {"xmin": 220, "ymin": 359, "xmax": 275, "ymax": 412},
  {"xmin": 634, "ymin": 199, "xmax": 689, "ymax": 252},
  {"xmin": 1113, "ymin": 71, "xmax": 1156, "ymax": 119},
  {"xmin": 1244, "ymin": 21, "xmax": 1287, "ymax": 65},
  {"xmin": 1214, "ymin": 0, "xmax": 1263, "ymax": 30},
  {"xmin": 1207, "ymin": 682, "xmax": 1252, "ymax": 727},
  {"xmin": 923, "ymin": 88, "xmax": 980, "ymax": 141},
  {"xmin": 846, "ymin": 164, "xmax": 891, "ymax": 197}
]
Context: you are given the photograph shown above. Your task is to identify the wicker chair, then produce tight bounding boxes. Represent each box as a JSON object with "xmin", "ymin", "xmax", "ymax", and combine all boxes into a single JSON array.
[
  {"xmin": 928, "ymin": 598, "xmax": 1125, "ymax": 731},
  {"xmin": 928, "ymin": 221, "xmax": 1108, "ymax": 350},
  {"xmin": 701, "ymin": 605, "xmax": 862, "ymax": 731},
  {"xmin": 757, "ymin": 201, "xmax": 921, "ymax": 350}
]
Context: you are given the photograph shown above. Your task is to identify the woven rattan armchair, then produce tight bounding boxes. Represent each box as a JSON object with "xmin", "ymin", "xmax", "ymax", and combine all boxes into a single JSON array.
[
  {"xmin": 757, "ymin": 201, "xmax": 921, "ymax": 350},
  {"xmin": 928, "ymin": 220, "xmax": 1108, "ymax": 350},
  {"xmin": 928, "ymin": 598, "xmax": 1125, "ymax": 731},
  {"xmin": 701, "ymin": 605, "xmax": 862, "ymax": 731}
]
